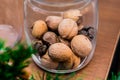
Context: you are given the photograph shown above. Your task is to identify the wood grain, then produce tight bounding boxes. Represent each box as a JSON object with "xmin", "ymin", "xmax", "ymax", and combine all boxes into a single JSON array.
[{"xmin": 0, "ymin": 0, "xmax": 120, "ymax": 80}]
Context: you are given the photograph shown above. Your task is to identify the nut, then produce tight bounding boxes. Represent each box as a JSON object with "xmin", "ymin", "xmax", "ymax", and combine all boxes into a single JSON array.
[
  {"xmin": 48, "ymin": 43, "xmax": 73, "ymax": 62},
  {"xmin": 63, "ymin": 9, "xmax": 82, "ymax": 22},
  {"xmin": 76, "ymin": 16, "xmax": 83, "ymax": 26},
  {"xmin": 58, "ymin": 36, "xmax": 70, "ymax": 47},
  {"xmin": 58, "ymin": 19, "xmax": 78, "ymax": 39},
  {"xmin": 46, "ymin": 16, "xmax": 63, "ymax": 30},
  {"xmin": 71, "ymin": 35, "xmax": 92, "ymax": 57},
  {"xmin": 57, "ymin": 57, "xmax": 73, "ymax": 70},
  {"xmin": 32, "ymin": 40, "xmax": 47, "ymax": 57},
  {"xmin": 78, "ymin": 26, "xmax": 95, "ymax": 41},
  {"xmin": 78, "ymin": 24, "xmax": 84, "ymax": 31},
  {"xmin": 32, "ymin": 40, "xmax": 43, "ymax": 50},
  {"xmin": 43, "ymin": 31, "xmax": 58, "ymax": 45},
  {"xmin": 32, "ymin": 20, "xmax": 48, "ymax": 38},
  {"xmin": 57, "ymin": 53, "xmax": 81, "ymax": 69},
  {"xmin": 40, "ymin": 52, "xmax": 59, "ymax": 69},
  {"xmin": 62, "ymin": 56, "xmax": 73, "ymax": 69},
  {"xmin": 72, "ymin": 54, "xmax": 81, "ymax": 68}
]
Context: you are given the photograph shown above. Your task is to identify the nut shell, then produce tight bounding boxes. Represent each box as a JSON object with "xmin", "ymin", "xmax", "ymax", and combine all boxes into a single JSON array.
[
  {"xmin": 58, "ymin": 36, "xmax": 70, "ymax": 47},
  {"xmin": 72, "ymin": 54, "xmax": 81, "ymax": 68},
  {"xmin": 63, "ymin": 9, "xmax": 82, "ymax": 21},
  {"xmin": 46, "ymin": 16, "xmax": 63, "ymax": 30},
  {"xmin": 71, "ymin": 35, "xmax": 92, "ymax": 57},
  {"xmin": 58, "ymin": 57, "xmax": 73, "ymax": 70},
  {"xmin": 78, "ymin": 24, "xmax": 84, "ymax": 31},
  {"xmin": 40, "ymin": 52, "xmax": 59, "ymax": 69},
  {"xmin": 43, "ymin": 31, "xmax": 58, "ymax": 44},
  {"xmin": 32, "ymin": 20, "xmax": 48, "ymax": 38},
  {"xmin": 58, "ymin": 19, "xmax": 78, "ymax": 39},
  {"xmin": 48, "ymin": 43, "xmax": 73, "ymax": 62},
  {"xmin": 32, "ymin": 40, "xmax": 47, "ymax": 56}
]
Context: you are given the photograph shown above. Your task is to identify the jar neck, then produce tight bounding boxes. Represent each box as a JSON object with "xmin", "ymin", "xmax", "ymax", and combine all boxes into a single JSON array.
[
  {"xmin": 27, "ymin": 0, "xmax": 91, "ymax": 12},
  {"xmin": 32, "ymin": 0, "xmax": 90, "ymax": 5}
]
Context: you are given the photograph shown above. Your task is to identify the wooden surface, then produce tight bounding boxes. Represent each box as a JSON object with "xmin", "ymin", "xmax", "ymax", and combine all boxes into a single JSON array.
[{"xmin": 0, "ymin": 0, "xmax": 120, "ymax": 80}]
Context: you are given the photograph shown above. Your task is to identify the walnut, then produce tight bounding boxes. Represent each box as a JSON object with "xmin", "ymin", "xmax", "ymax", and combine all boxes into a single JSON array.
[
  {"xmin": 71, "ymin": 35, "xmax": 92, "ymax": 57},
  {"xmin": 32, "ymin": 20, "xmax": 48, "ymax": 38},
  {"xmin": 58, "ymin": 19, "xmax": 78, "ymax": 40}
]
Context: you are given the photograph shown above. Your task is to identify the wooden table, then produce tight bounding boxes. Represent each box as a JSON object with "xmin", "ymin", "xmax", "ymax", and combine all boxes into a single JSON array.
[{"xmin": 1, "ymin": 0, "xmax": 120, "ymax": 80}]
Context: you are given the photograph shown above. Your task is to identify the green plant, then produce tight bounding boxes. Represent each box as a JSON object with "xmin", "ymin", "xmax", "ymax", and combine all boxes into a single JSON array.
[
  {"xmin": 0, "ymin": 39, "xmax": 36, "ymax": 80},
  {"xmin": 108, "ymin": 72, "xmax": 120, "ymax": 80},
  {"xmin": 45, "ymin": 72, "xmax": 76, "ymax": 80}
]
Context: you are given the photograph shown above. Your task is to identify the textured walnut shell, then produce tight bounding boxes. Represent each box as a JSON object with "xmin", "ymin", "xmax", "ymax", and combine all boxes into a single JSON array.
[
  {"xmin": 48, "ymin": 43, "xmax": 73, "ymax": 62},
  {"xmin": 71, "ymin": 35, "xmax": 92, "ymax": 57},
  {"xmin": 46, "ymin": 16, "xmax": 63, "ymax": 30},
  {"xmin": 32, "ymin": 20, "xmax": 48, "ymax": 38},
  {"xmin": 63, "ymin": 9, "xmax": 82, "ymax": 22},
  {"xmin": 43, "ymin": 31, "xmax": 58, "ymax": 44},
  {"xmin": 58, "ymin": 19, "xmax": 78, "ymax": 40},
  {"xmin": 40, "ymin": 52, "xmax": 59, "ymax": 69}
]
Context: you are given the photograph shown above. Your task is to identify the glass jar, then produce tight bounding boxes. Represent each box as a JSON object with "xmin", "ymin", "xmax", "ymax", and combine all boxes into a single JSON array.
[
  {"xmin": 0, "ymin": 0, "xmax": 22, "ymax": 47},
  {"xmin": 24, "ymin": 0, "xmax": 98, "ymax": 73}
]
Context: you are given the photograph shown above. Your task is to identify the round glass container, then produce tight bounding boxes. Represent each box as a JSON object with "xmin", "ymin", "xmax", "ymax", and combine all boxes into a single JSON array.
[
  {"xmin": 0, "ymin": 0, "xmax": 22, "ymax": 47},
  {"xmin": 24, "ymin": 0, "xmax": 98, "ymax": 73}
]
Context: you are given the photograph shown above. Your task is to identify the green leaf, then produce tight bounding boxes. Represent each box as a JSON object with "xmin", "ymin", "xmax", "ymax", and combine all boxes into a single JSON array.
[
  {"xmin": 54, "ymin": 74, "xmax": 61, "ymax": 80},
  {"xmin": 29, "ymin": 75, "xmax": 35, "ymax": 80},
  {"xmin": 46, "ymin": 73, "xmax": 53, "ymax": 80},
  {"xmin": 0, "ymin": 39, "xmax": 36, "ymax": 80},
  {"xmin": 117, "ymin": 72, "xmax": 120, "ymax": 80},
  {"xmin": 0, "ymin": 53, "xmax": 10, "ymax": 62},
  {"xmin": 0, "ymin": 39, "xmax": 5, "ymax": 49}
]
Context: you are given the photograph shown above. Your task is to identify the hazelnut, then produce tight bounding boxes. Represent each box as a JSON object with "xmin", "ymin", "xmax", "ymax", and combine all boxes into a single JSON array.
[
  {"xmin": 40, "ymin": 52, "xmax": 59, "ymax": 69},
  {"xmin": 32, "ymin": 20, "xmax": 48, "ymax": 38},
  {"xmin": 48, "ymin": 43, "xmax": 73, "ymax": 62},
  {"xmin": 46, "ymin": 16, "xmax": 63, "ymax": 30},
  {"xmin": 71, "ymin": 35, "xmax": 92, "ymax": 57},
  {"xmin": 32, "ymin": 40, "xmax": 43, "ymax": 50},
  {"xmin": 72, "ymin": 54, "xmax": 81, "ymax": 69},
  {"xmin": 58, "ymin": 19, "xmax": 78, "ymax": 39},
  {"xmin": 63, "ymin": 9, "xmax": 82, "ymax": 22},
  {"xmin": 43, "ymin": 31, "xmax": 58, "ymax": 45},
  {"xmin": 32, "ymin": 40, "xmax": 47, "ymax": 57},
  {"xmin": 58, "ymin": 36, "xmax": 70, "ymax": 47},
  {"xmin": 78, "ymin": 26, "xmax": 95, "ymax": 41}
]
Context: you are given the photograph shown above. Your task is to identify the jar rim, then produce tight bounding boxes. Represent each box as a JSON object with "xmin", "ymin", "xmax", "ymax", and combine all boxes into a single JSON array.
[
  {"xmin": 25, "ymin": 0, "xmax": 92, "ymax": 14},
  {"xmin": 30, "ymin": 0, "xmax": 91, "ymax": 8}
]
